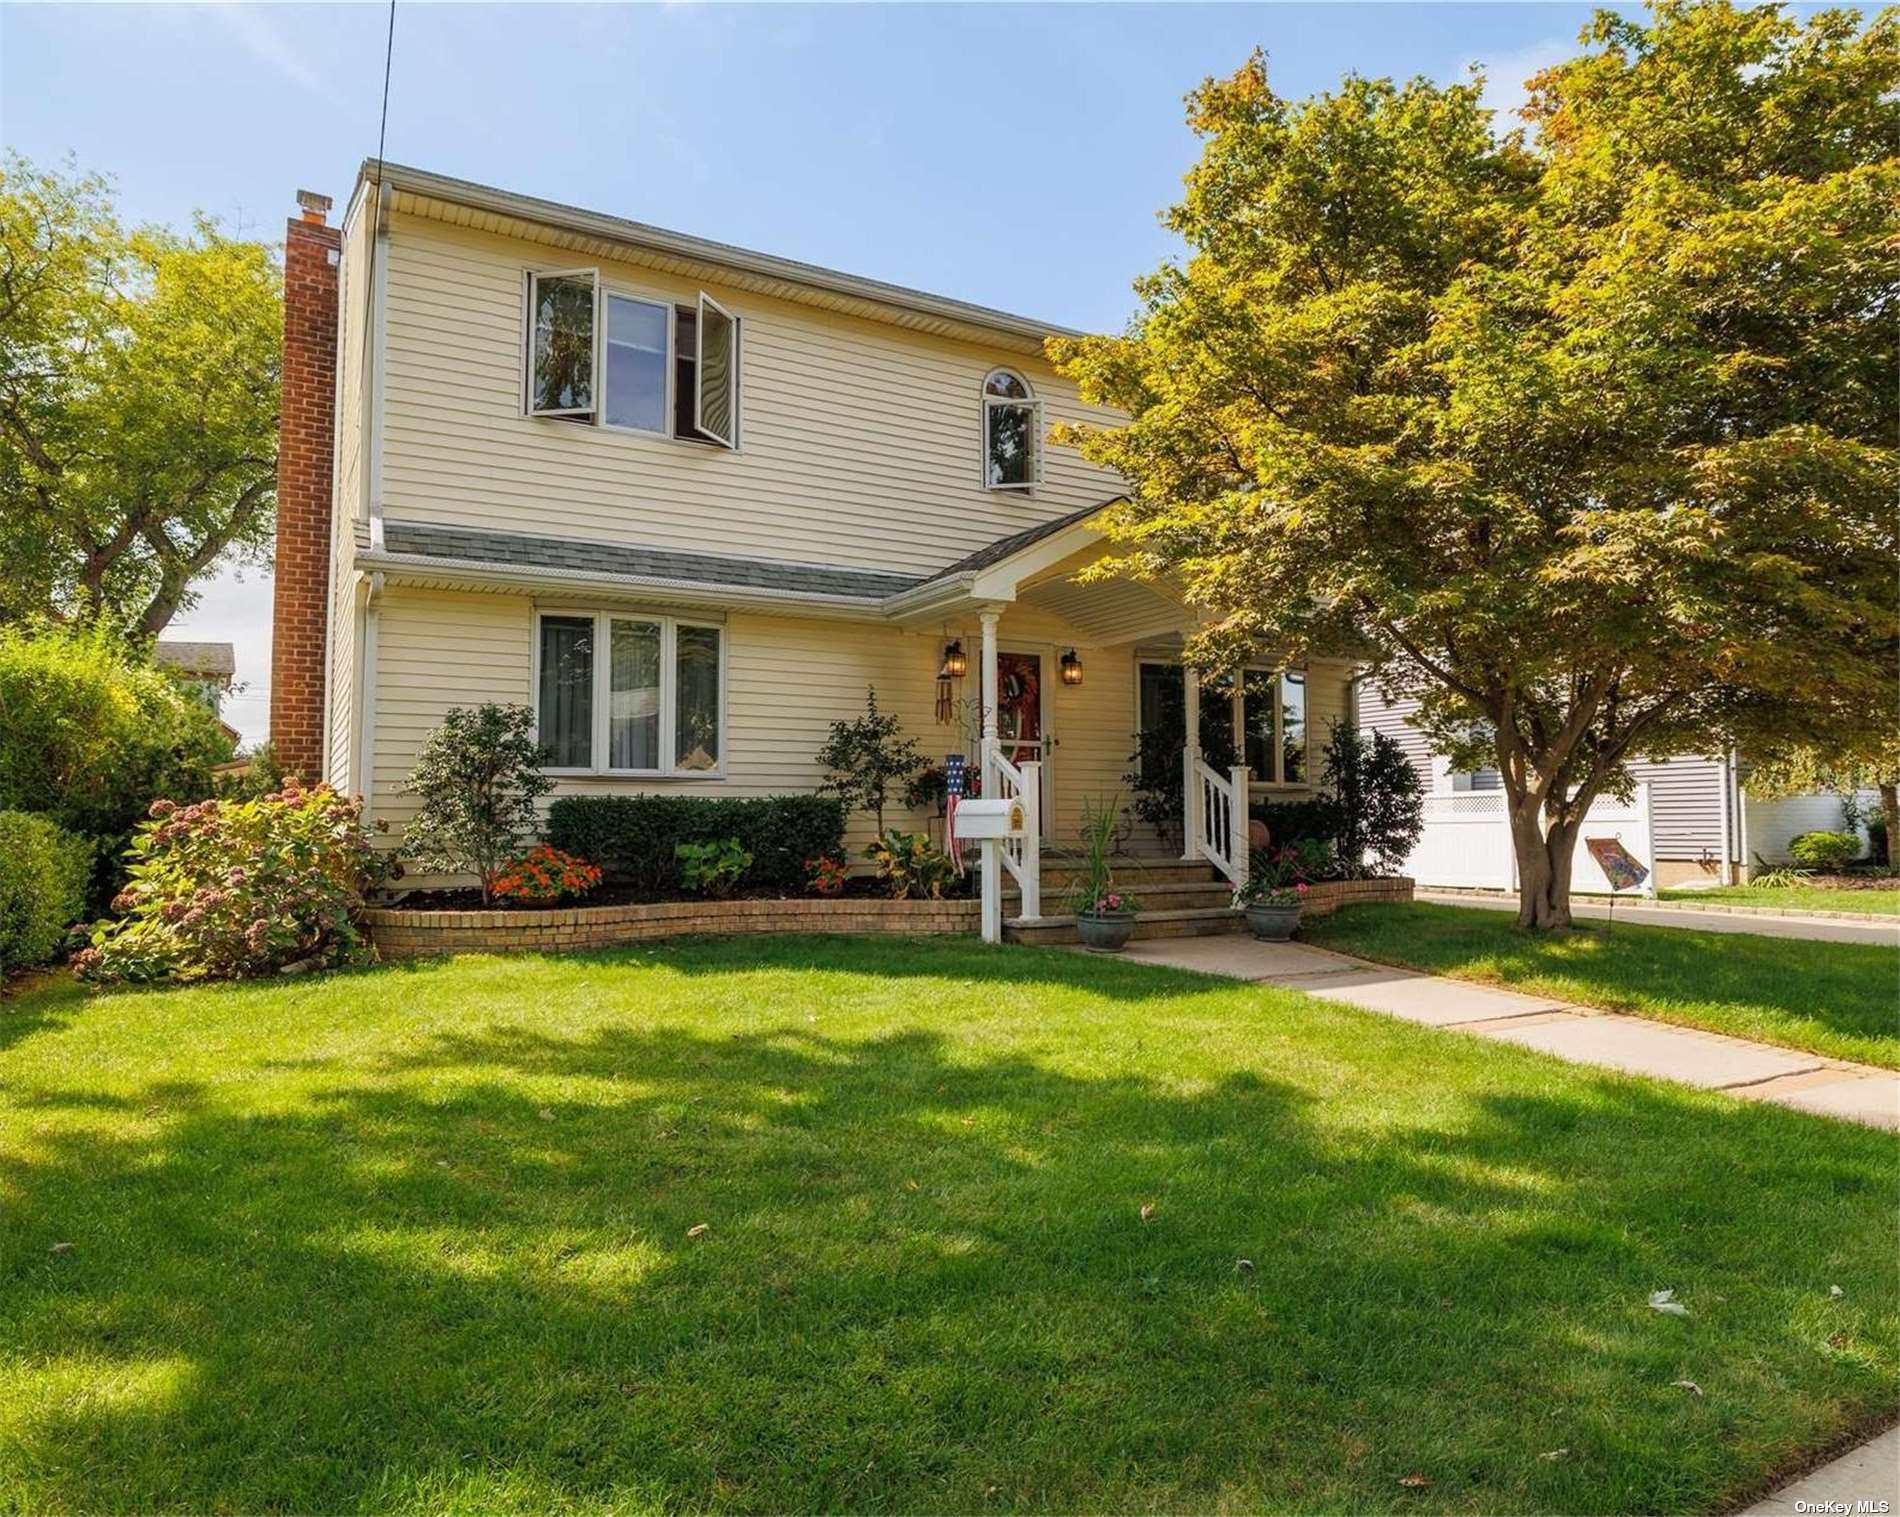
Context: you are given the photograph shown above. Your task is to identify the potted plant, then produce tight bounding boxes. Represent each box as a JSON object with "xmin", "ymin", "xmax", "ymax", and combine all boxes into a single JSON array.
[
  {"xmin": 1068, "ymin": 796, "xmax": 1139, "ymax": 951},
  {"xmin": 1234, "ymin": 845, "xmax": 1312, "ymax": 941}
]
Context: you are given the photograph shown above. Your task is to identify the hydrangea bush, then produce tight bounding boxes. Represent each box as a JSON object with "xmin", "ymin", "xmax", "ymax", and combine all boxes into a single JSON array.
[{"xmin": 73, "ymin": 781, "xmax": 385, "ymax": 984}]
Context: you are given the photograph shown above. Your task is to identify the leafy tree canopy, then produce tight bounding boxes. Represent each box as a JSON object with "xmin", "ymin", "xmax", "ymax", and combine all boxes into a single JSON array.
[
  {"xmin": 1, "ymin": 154, "xmax": 281, "ymax": 633},
  {"xmin": 1052, "ymin": 0, "xmax": 1898, "ymax": 926}
]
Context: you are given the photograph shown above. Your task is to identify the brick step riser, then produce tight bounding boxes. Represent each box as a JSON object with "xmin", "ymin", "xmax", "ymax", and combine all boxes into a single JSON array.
[{"xmin": 1035, "ymin": 864, "xmax": 1225, "ymax": 889}]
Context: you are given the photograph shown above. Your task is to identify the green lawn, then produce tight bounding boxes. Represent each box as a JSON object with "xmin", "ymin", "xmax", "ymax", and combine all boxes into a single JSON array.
[
  {"xmin": 1658, "ymin": 886, "xmax": 1900, "ymax": 916},
  {"xmin": 1304, "ymin": 902, "xmax": 1899, "ymax": 1068},
  {"xmin": 3, "ymin": 938, "xmax": 1894, "ymax": 1514}
]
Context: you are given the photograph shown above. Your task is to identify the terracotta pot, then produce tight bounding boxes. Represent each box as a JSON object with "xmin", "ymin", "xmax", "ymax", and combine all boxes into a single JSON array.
[{"xmin": 1077, "ymin": 909, "xmax": 1138, "ymax": 952}]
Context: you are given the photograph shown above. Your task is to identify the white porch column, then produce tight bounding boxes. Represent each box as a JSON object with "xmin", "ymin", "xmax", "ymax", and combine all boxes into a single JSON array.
[
  {"xmin": 1181, "ymin": 665, "xmax": 1201, "ymax": 861},
  {"xmin": 1230, "ymin": 763, "xmax": 1251, "ymax": 886},
  {"xmin": 979, "ymin": 610, "xmax": 1000, "ymax": 778}
]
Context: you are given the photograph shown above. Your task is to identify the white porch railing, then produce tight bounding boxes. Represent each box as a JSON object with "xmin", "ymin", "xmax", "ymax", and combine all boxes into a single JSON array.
[
  {"xmin": 985, "ymin": 747, "xmax": 1041, "ymax": 920},
  {"xmin": 1193, "ymin": 760, "xmax": 1250, "ymax": 890}
]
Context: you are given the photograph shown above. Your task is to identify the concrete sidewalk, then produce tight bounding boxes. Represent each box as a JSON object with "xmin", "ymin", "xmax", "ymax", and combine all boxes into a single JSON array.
[
  {"xmin": 1102, "ymin": 937, "xmax": 1899, "ymax": 1129},
  {"xmin": 1741, "ymin": 1424, "xmax": 1899, "ymax": 1515},
  {"xmin": 1417, "ymin": 890, "xmax": 1900, "ymax": 946}
]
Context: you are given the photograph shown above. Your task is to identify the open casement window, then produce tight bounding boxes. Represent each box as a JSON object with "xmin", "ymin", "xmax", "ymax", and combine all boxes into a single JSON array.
[
  {"xmin": 535, "ymin": 610, "xmax": 725, "ymax": 776},
  {"xmin": 525, "ymin": 269, "xmax": 600, "ymax": 418},
  {"xmin": 693, "ymin": 292, "xmax": 740, "ymax": 449},
  {"xmin": 982, "ymin": 368, "xmax": 1042, "ymax": 490}
]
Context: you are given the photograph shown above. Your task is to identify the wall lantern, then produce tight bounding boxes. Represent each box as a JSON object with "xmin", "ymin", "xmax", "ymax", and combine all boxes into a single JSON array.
[
  {"xmin": 941, "ymin": 639, "xmax": 968, "ymax": 679},
  {"xmin": 1059, "ymin": 648, "xmax": 1084, "ymax": 686}
]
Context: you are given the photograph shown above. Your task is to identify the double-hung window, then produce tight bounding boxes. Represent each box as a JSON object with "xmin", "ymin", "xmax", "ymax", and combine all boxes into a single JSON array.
[
  {"xmin": 982, "ymin": 368, "xmax": 1042, "ymax": 490},
  {"xmin": 535, "ymin": 610, "xmax": 724, "ymax": 776},
  {"xmin": 525, "ymin": 270, "xmax": 740, "ymax": 448}
]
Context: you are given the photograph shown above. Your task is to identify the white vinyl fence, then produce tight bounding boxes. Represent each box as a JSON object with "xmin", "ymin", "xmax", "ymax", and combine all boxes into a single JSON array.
[{"xmin": 1400, "ymin": 785, "xmax": 1657, "ymax": 897}]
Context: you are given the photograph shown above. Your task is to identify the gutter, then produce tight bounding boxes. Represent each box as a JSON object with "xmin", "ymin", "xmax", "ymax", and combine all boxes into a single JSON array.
[
  {"xmin": 356, "ymin": 548, "xmax": 903, "ymax": 620},
  {"xmin": 358, "ymin": 160, "xmax": 1084, "ymax": 348}
]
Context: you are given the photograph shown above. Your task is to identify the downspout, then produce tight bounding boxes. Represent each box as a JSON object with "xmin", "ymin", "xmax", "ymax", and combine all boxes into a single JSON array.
[
  {"xmin": 364, "ymin": 180, "xmax": 392, "ymax": 550},
  {"xmin": 1715, "ymin": 750, "xmax": 1735, "ymax": 886}
]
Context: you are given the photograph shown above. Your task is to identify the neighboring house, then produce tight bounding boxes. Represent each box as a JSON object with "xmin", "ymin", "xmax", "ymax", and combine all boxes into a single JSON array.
[
  {"xmin": 1356, "ymin": 683, "xmax": 1874, "ymax": 887},
  {"xmin": 154, "ymin": 639, "xmax": 240, "ymax": 744},
  {"xmin": 270, "ymin": 166, "xmax": 1356, "ymax": 909}
]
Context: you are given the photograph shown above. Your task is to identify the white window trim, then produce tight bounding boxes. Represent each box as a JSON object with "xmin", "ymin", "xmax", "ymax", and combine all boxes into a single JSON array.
[
  {"xmin": 1240, "ymin": 667, "xmax": 1310, "ymax": 789},
  {"xmin": 523, "ymin": 267, "xmax": 601, "ymax": 419},
  {"xmin": 598, "ymin": 287, "xmax": 675, "ymax": 439},
  {"xmin": 981, "ymin": 367, "xmax": 1043, "ymax": 492},
  {"xmin": 523, "ymin": 269, "xmax": 742, "ymax": 450},
  {"xmin": 531, "ymin": 607, "xmax": 728, "ymax": 780},
  {"xmin": 694, "ymin": 290, "xmax": 741, "ymax": 450}
]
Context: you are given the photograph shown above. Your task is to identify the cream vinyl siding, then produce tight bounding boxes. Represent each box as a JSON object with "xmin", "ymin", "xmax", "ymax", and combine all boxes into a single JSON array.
[
  {"xmin": 377, "ymin": 215, "xmax": 1125, "ymax": 575},
  {"xmin": 366, "ymin": 590, "xmax": 1352, "ymax": 866}
]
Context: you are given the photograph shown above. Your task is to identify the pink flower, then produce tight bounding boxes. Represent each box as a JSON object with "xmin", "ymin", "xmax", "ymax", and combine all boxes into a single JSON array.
[{"xmin": 149, "ymin": 799, "xmax": 178, "ymax": 818}]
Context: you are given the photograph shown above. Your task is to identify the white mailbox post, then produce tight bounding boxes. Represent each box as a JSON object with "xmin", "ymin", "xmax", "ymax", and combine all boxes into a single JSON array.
[{"xmin": 956, "ymin": 797, "xmax": 1027, "ymax": 944}]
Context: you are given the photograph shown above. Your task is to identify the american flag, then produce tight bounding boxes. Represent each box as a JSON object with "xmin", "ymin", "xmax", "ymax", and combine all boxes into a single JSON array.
[{"xmin": 944, "ymin": 753, "xmax": 965, "ymax": 874}]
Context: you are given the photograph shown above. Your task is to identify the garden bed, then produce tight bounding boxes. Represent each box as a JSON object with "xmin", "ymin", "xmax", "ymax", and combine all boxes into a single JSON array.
[{"xmin": 365, "ymin": 894, "xmax": 979, "ymax": 958}]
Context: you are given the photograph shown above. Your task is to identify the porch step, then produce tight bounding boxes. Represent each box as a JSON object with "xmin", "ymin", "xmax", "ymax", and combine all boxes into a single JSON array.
[
  {"xmin": 1004, "ymin": 905, "xmax": 1248, "ymax": 946},
  {"xmin": 1035, "ymin": 858, "xmax": 1228, "ymax": 890},
  {"xmin": 1004, "ymin": 879, "xmax": 1237, "ymax": 913}
]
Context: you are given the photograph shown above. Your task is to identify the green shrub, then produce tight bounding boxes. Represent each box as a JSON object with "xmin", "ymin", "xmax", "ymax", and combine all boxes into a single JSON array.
[
  {"xmin": 401, "ymin": 704, "xmax": 553, "ymax": 903},
  {"xmin": 676, "ymin": 837, "xmax": 752, "ymax": 898},
  {"xmin": 815, "ymin": 687, "xmax": 926, "ymax": 836},
  {"xmin": 73, "ymin": 782, "xmax": 383, "ymax": 985},
  {"xmin": 0, "ymin": 621, "xmax": 233, "ymax": 903},
  {"xmin": 546, "ymin": 795, "xmax": 845, "ymax": 892},
  {"xmin": 1321, "ymin": 722, "xmax": 1424, "ymax": 875},
  {"xmin": 1788, "ymin": 830, "xmax": 1859, "ymax": 869},
  {"xmin": 1252, "ymin": 797, "xmax": 1346, "ymax": 852},
  {"xmin": 0, "ymin": 812, "xmax": 93, "ymax": 975},
  {"xmin": 864, "ymin": 830, "xmax": 954, "ymax": 901}
]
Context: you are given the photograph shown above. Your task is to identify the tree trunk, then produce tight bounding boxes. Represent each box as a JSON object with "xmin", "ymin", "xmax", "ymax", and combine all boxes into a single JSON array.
[
  {"xmin": 1880, "ymin": 783, "xmax": 1898, "ymax": 869},
  {"xmin": 1510, "ymin": 803, "xmax": 1581, "ymax": 930}
]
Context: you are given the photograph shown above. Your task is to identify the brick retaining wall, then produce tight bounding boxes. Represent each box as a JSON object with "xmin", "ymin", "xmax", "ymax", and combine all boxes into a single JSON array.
[
  {"xmin": 365, "ymin": 897, "xmax": 981, "ymax": 958},
  {"xmin": 1298, "ymin": 877, "xmax": 1414, "ymax": 919}
]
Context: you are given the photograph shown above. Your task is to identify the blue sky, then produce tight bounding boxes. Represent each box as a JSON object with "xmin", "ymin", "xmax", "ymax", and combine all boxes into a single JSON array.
[{"xmin": 3, "ymin": 2, "xmax": 1620, "ymax": 744}]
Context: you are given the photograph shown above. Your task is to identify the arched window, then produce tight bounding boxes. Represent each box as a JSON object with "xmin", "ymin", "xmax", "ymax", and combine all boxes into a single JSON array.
[{"xmin": 982, "ymin": 368, "xmax": 1042, "ymax": 491}]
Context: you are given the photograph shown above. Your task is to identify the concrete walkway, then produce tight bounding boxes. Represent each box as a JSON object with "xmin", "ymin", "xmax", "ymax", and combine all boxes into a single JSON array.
[
  {"xmin": 1104, "ymin": 937, "xmax": 1900, "ymax": 1129},
  {"xmin": 1418, "ymin": 890, "xmax": 1900, "ymax": 947},
  {"xmin": 1741, "ymin": 1424, "xmax": 1899, "ymax": 1515}
]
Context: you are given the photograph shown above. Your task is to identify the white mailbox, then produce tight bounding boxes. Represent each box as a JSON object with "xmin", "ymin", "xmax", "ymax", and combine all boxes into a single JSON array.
[{"xmin": 956, "ymin": 797, "xmax": 1025, "ymax": 839}]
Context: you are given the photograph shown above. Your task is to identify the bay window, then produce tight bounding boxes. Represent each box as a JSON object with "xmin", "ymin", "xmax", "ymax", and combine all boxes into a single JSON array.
[{"xmin": 535, "ymin": 610, "xmax": 724, "ymax": 775}]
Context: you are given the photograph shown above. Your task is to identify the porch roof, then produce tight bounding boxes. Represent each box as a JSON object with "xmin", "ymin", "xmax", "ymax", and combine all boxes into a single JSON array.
[{"xmin": 361, "ymin": 503, "xmax": 1189, "ymax": 639}]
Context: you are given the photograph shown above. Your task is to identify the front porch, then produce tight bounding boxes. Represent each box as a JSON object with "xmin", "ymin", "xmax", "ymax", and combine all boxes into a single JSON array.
[{"xmin": 887, "ymin": 505, "xmax": 1350, "ymax": 937}]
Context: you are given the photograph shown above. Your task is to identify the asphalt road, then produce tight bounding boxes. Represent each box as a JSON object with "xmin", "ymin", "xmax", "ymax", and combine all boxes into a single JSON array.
[{"xmin": 1417, "ymin": 891, "xmax": 1900, "ymax": 947}]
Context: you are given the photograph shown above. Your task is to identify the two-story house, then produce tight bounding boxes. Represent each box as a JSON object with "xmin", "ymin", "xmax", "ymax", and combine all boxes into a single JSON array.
[{"xmin": 272, "ymin": 164, "xmax": 1358, "ymax": 911}]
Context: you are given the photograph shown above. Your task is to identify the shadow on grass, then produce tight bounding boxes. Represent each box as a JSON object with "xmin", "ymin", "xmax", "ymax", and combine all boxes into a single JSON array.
[{"xmin": 3, "ymin": 937, "xmax": 1896, "ymax": 1512}]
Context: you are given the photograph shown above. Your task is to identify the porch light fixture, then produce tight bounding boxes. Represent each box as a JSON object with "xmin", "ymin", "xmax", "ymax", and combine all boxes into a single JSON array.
[
  {"xmin": 1059, "ymin": 649, "xmax": 1084, "ymax": 686},
  {"xmin": 941, "ymin": 640, "xmax": 968, "ymax": 679}
]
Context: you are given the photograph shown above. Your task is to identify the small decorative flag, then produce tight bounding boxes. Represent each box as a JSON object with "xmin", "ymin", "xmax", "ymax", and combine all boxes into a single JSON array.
[
  {"xmin": 1586, "ymin": 836, "xmax": 1650, "ymax": 892},
  {"xmin": 944, "ymin": 754, "xmax": 965, "ymax": 873}
]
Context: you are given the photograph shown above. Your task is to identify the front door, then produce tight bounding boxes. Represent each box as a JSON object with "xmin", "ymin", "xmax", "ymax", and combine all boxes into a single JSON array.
[{"xmin": 997, "ymin": 650, "xmax": 1051, "ymax": 812}]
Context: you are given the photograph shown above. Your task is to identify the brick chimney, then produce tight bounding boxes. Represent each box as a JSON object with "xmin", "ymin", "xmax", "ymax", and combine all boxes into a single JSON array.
[{"xmin": 270, "ymin": 189, "xmax": 342, "ymax": 780}]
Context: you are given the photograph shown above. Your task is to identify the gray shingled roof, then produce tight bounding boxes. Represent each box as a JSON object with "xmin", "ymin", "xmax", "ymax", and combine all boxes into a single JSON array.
[
  {"xmin": 154, "ymin": 640, "xmax": 236, "ymax": 679},
  {"xmin": 380, "ymin": 521, "xmax": 926, "ymax": 601},
  {"xmin": 914, "ymin": 498, "xmax": 1119, "ymax": 586}
]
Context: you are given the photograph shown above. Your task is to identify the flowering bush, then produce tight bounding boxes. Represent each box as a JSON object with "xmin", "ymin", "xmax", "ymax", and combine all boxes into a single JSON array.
[
  {"xmin": 805, "ymin": 854, "xmax": 847, "ymax": 897},
  {"xmin": 1086, "ymin": 891, "xmax": 1134, "ymax": 915},
  {"xmin": 491, "ymin": 846, "xmax": 602, "ymax": 904},
  {"xmin": 1234, "ymin": 844, "xmax": 1322, "ymax": 909},
  {"xmin": 72, "ymin": 781, "xmax": 385, "ymax": 984}
]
